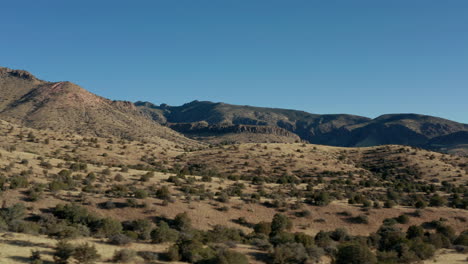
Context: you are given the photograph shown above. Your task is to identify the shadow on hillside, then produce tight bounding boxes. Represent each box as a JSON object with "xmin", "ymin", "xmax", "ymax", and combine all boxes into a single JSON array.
[
  {"xmin": 1, "ymin": 239, "xmax": 50, "ymax": 248},
  {"xmin": 9, "ymin": 256, "xmax": 54, "ymax": 264},
  {"xmin": 97, "ymin": 201, "xmax": 128, "ymax": 209},
  {"xmin": 248, "ymin": 251, "xmax": 269, "ymax": 263}
]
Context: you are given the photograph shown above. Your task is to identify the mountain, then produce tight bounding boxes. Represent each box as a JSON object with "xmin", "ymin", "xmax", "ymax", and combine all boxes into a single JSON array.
[
  {"xmin": 0, "ymin": 67, "xmax": 196, "ymax": 146},
  {"xmin": 135, "ymin": 100, "xmax": 372, "ymax": 144},
  {"xmin": 2, "ymin": 66, "xmax": 466, "ymax": 154},
  {"xmin": 136, "ymin": 101, "xmax": 468, "ymax": 153}
]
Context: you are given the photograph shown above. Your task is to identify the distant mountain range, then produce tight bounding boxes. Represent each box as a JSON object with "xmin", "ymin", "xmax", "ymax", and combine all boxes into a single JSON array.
[{"xmin": 1, "ymin": 66, "xmax": 467, "ymax": 155}]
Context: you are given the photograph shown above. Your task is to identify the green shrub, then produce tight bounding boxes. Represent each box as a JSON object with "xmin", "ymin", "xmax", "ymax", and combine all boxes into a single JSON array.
[
  {"xmin": 112, "ymin": 249, "xmax": 136, "ymax": 263},
  {"xmin": 454, "ymin": 231, "xmax": 468, "ymax": 246},
  {"xmin": 53, "ymin": 240, "xmax": 75, "ymax": 264},
  {"xmin": 271, "ymin": 243, "xmax": 308, "ymax": 264},
  {"xmin": 9, "ymin": 176, "xmax": 29, "ymax": 189},
  {"xmin": 270, "ymin": 214, "xmax": 292, "ymax": 235},
  {"xmin": 214, "ymin": 249, "xmax": 249, "ymax": 264},
  {"xmin": 429, "ymin": 194, "xmax": 446, "ymax": 207},
  {"xmin": 134, "ymin": 189, "xmax": 148, "ymax": 199},
  {"xmin": 396, "ymin": 214, "xmax": 409, "ymax": 224},
  {"xmin": 108, "ymin": 233, "xmax": 132, "ymax": 245},
  {"xmin": 96, "ymin": 217, "xmax": 122, "ymax": 238},
  {"xmin": 336, "ymin": 243, "xmax": 376, "ymax": 264},
  {"xmin": 73, "ymin": 243, "xmax": 100, "ymax": 264},
  {"xmin": 174, "ymin": 212, "xmax": 192, "ymax": 231},
  {"xmin": 254, "ymin": 221, "xmax": 271, "ymax": 235},
  {"xmin": 151, "ymin": 221, "xmax": 179, "ymax": 243},
  {"xmin": 165, "ymin": 245, "xmax": 181, "ymax": 261},
  {"xmin": 408, "ymin": 240, "xmax": 435, "ymax": 260},
  {"xmin": 406, "ymin": 225, "xmax": 424, "ymax": 239}
]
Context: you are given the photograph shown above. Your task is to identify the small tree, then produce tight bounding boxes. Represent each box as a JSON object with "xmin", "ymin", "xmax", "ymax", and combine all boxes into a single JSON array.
[
  {"xmin": 174, "ymin": 212, "xmax": 192, "ymax": 231},
  {"xmin": 270, "ymin": 214, "xmax": 292, "ymax": 235},
  {"xmin": 53, "ymin": 240, "xmax": 75, "ymax": 264},
  {"xmin": 112, "ymin": 249, "xmax": 137, "ymax": 263},
  {"xmin": 336, "ymin": 243, "xmax": 377, "ymax": 264},
  {"xmin": 73, "ymin": 243, "xmax": 100, "ymax": 264}
]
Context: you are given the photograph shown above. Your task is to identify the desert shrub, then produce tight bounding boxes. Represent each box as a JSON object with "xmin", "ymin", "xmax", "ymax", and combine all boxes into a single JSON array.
[
  {"xmin": 174, "ymin": 212, "xmax": 192, "ymax": 231},
  {"xmin": 429, "ymin": 194, "xmax": 446, "ymax": 207},
  {"xmin": 53, "ymin": 203, "xmax": 98, "ymax": 226},
  {"xmin": 126, "ymin": 198, "xmax": 139, "ymax": 208},
  {"xmin": 114, "ymin": 174, "xmax": 124, "ymax": 181},
  {"xmin": 396, "ymin": 214, "xmax": 409, "ymax": 224},
  {"xmin": 349, "ymin": 214, "xmax": 369, "ymax": 224},
  {"xmin": 30, "ymin": 250, "xmax": 43, "ymax": 264},
  {"xmin": 101, "ymin": 168, "xmax": 111, "ymax": 175},
  {"xmin": 425, "ymin": 232, "xmax": 451, "ymax": 249},
  {"xmin": 151, "ymin": 221, "xmax": 179, "ymax": 243},
  {"xmin": 177, "ymin": 238, "xmax": 216, "ymax": 263},
  {"xmin": 70, "ymin": 163, "xmax": 87, "ymax": 171},
  {"xmin": 271, "ymin": 242, "xmax": 308, "ymax": 264},
  {"xmin": 206, "ymin": 225, "xmax": 244, "ymax": 243},
  {"xmin": 454, "ymin": 231, "xmax": 468, "ymax": 246},
  {"xmin": 269, "ymin": 232, "xmax": 295, "ymax": 246},
  {"xmin": 134, "ymin": 189, "xmax": 148, "ymax": 199},
  {"xmin": 107, "ymin": 184, "xmax": 129, "ymax": 197},
  {"xmin": 376, "ymin": 250, "xmax": 399, "ymax": 264},
  {"xmin": 96, "ymin": 217, "xmax": 123, "ymax": 238},
  {"xmin": 306, "ymin": 191, "xmax": 331, "ymax": 206},
  {"xmin": 113, "ymin": 249, "xmax": 137, "ymax": 263},
  {"xmin": 0, "ymin": 203, "xmax": 26, "ymax": 224},
  {"xmin": 314, "ymin": 231, "xmax": 332, "ymax": 248},
  {"xmin": 125, "ymin": 219, "xmax": 153, "ymax": 240},
  {"xmin": 108, "ymin": 233, "xmax": 133, "ymax": 245},
  {"xmin": 26, "ymin": 185, "xmax": 44, "ymax": 201},
  {"xmin": 415, "ymin": 200, "xmax": 427, "ymax": 209},
  {"xmin": 406, "ymin": 225, "xmax": 424, "ymax": 239},
  {"xmin": 330, "ymin": 228, "xmax": 349, "ymax": 242},
  {"xmin": 294, "ymin": 232, "xmax": 314, "ymax": 247},
  {"xmin": 165, "ymin": 245, "xmax": 181, "ymax": 261},
  {"xmin": 270, "ymin": 214, "xmax": 292, "ymax": 235},
  {"xmin": 436, "ymin": 224, "xmax": 456, "ymax": 241},
  {"xmin": 251, "ymin": 238, "xmax": 273, "ymax": 251},
  {"xmin": 295, "ymin": 209, "xmax": 311, "ymax": 218},
  {"xmin": 213, "ymin": 249, "xmax": 249, "ymax": 264},
  {"xmin": 9, "ymin": 176, "xmax": 29, "ymax": 189},
  {"xmin": 73, "ymin": 243, "xmax": 100, "ymax": 264},
  {"xmin": 336, "ymin": 243, "xmax": 376, "ymax": 264},
  {"xmin": 377, "ymin": 225, "xmax": 406, "ymax": 252},
  {"xmin": 53, "ymin": 240, "xmax": 75, "ymax": 264},
  {"xmin": 408, "ymin": 239, "xmax": 435, "ymax": 260},
  {"xmin": 156, "ymin": 186, "xmax": 171, "ymax": 200},
  {"xmin": 306, "ymin": 246, "xmax": 325, "ymax": 263},
  {"xmin": 138, "ymin": 251, "xmax": 159, "ymax": 262},
  {"xmin": 218, "ymin": 192, "xmax": 230, "ymax": 203},
  {"xmin": 384, "ymin": 200, "xmax": 396, "ymax": 208}
]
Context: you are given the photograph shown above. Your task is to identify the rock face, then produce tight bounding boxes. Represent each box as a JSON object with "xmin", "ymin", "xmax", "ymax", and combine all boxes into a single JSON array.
[
  {"xmin": 135, "ymin": 101, "xmax": 468, "ymax": 151},
  {"xmin": 168, "ymin": 122, "xmax": 300, "ymax": 138},
  {"xmin": 0, "ymin": 67, "xmax": 195, "ymax": 146}
]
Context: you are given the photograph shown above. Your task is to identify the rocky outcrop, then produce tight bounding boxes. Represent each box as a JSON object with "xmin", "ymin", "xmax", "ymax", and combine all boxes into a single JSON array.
[
  {"xmin": 0, "ymin": 67, "xmax": 37, "ymax": 80},
  {"xmin": 168, "ymin": 122, "xmax": 299, "ymax": 138}
]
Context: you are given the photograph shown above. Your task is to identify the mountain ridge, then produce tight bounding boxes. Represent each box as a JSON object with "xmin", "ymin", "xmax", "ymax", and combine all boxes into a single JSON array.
[
  {"xmin": 1, "ymin": 66, "xmax": 467, "ymax": 154},
  {"xmin": 135, "ymin": 100, "xmax": 468, "ymax": 154}
]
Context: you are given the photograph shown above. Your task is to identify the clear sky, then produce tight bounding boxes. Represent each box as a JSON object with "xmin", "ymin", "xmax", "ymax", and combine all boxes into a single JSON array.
[{"xmin": 1, "ymin": 0, "xmax": 467, "ymax": 123}]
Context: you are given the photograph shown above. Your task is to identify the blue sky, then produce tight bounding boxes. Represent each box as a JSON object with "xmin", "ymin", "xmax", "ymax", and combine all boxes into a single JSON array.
[{"xmin": 1, "ymin": 0, "xmax": 467, "ymax": 123}]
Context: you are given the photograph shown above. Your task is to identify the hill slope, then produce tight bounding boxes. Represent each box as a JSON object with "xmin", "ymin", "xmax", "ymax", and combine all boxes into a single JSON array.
[{"xmin": 0, "ymin": 67, "xmax": 196, "ymax": 146}]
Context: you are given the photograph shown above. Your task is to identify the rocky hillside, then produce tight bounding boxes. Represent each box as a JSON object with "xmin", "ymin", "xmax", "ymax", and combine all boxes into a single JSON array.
[
  {"xmin": 0, "ymin": 67, "xmax": 197, "ymax": 146},
  {"xmin": 2, "ymin": 66, "xmax": 466, "ymax": 154}
]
